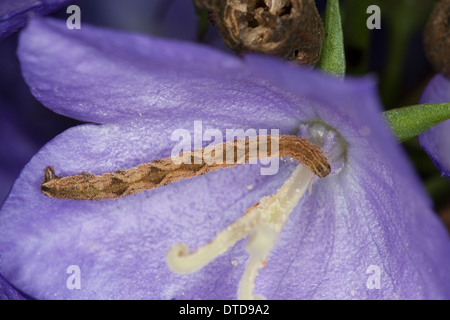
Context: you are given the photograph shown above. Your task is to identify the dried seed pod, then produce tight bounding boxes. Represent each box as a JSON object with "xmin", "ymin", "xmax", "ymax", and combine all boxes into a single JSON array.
[
  {"xmin": 424, "ymin": 0, "xmax": 450, "ymax": 76},
  {"xmin": 212, "ymin": 0, "xmax": 324, "ymax": 65}
]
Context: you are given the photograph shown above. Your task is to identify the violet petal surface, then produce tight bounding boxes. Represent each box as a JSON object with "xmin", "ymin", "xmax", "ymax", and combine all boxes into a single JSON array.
[
  {"xmin": 418, "ymin": 74, "xmax": 450, "ymax": 177},
  {"xmin": 0, "ymin": 18, "xmax": 449, "ymax": 299}
]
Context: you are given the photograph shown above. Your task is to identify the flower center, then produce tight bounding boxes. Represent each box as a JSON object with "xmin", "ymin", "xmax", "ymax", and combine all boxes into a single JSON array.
[
  {"xmin": 166, "ymin": 122, "xmax": 346, "ymax": 299},
  {"xmin": 298, "ymin": 121, "xmax": 347, "ymax": 175}
]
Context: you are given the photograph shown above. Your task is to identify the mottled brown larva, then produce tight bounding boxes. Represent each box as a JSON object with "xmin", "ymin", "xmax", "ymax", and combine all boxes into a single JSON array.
[{"xmin": 41, "ymin": 135, "xmax": 330, "ymax": 200}]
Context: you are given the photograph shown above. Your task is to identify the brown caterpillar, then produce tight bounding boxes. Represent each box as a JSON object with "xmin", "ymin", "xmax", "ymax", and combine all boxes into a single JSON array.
[{"xmin": 41, "ymin": 135, "xmax": 330, "ymax": 200}]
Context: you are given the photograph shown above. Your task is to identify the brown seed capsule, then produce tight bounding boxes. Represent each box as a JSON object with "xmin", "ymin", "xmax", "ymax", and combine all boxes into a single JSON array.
[
  {"xmin": 211, "ymin": 0, "xmax": 324, "ymax": 65},
  {"xmin": 424, "ymin": 0, "xmax": 450, "ymax": 76}
]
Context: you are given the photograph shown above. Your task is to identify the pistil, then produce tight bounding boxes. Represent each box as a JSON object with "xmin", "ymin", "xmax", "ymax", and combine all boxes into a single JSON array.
[{"xmin": 167, "ymin": 164, "xmax": 315, "ymax": 299}]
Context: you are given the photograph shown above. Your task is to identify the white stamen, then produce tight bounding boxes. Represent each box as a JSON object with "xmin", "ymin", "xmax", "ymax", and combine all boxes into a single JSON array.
[
  {"xmin": 238, "ymin": 255, "xmax": 267, "ymax": 300},
  {"xmin": 238, "ymin": 225, "xmax": 276, "ymax": 300},
  {"xmin": 166, "ymin": 208, "xmax": 262, "ymax": 274},
  {"xmin": 166, "ymin": 164, "xmax": 315, "ymax": 299}
]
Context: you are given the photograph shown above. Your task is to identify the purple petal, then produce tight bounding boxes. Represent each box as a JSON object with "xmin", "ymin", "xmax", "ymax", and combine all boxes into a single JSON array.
[
  {"xmin": 0, "ymin": 0, "xmax": 72, "ymax": 39},
  {"xmin": 1, "ymin": 18, "xmax": 450, "ymax": 300},
  {"xmin": 18, "ymin": 17, "xmax": 300, "ymax": 128},
  {"xmin": 418, "ymin": 74, "xmax": 450, "ymax": 177},
  {"xmin": 0, "ymin": 120, "xmax": 296, "ymax": 299}
]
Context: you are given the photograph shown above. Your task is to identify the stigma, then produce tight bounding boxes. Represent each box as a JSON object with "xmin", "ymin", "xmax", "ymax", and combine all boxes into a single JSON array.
[{"xmin": 167, "ymin": 163, "xmax": 315, "ymax": 299}]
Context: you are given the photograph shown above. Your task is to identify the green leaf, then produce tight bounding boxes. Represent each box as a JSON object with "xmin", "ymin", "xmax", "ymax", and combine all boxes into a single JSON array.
[
  {"xmin": 383, "ymin": 103, "xmax": 450, "ymax": 142},
  {"xmin": 317, "ymin": 0, "xmax": 346, "ymax": 76}
]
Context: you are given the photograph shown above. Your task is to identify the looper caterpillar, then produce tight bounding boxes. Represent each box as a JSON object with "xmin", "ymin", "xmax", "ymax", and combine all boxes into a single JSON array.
[{"xmin": 41, "ymin": 135, "xmax": 330, "ymax": 200}]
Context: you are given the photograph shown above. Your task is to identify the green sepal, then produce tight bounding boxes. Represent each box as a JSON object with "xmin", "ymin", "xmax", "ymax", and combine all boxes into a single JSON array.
[
  {"xmin": 317, "ymin": 0, "xmax": 346, "ymax": 77},
  {"xmin": 384, "ymin": 103, "xmax": 450, "ymax": 142}
]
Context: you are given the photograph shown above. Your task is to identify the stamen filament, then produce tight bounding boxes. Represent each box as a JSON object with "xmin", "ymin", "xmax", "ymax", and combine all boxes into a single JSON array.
[
  {"xmin": 237, "ymin": 165, "xmax": 314, "ymax": 299},
  {"xmin": 167, "ymin": 164, "xmax": 315, "ymax": 299},
  {"xmin": 238, "ymin": 255, "xmax": 267, "ymax": 300},
  {"xmin": 238, "ymin": 224, "xmax": 276, "ymax": 300},
  {"xmin": 166, "ymin": 210, "xmax": 261, "ymax": 274}
]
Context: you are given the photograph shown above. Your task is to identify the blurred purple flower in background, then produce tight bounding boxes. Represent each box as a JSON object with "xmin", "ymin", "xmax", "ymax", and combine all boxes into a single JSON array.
[
  {"xmin": 0, "ymin": 274, "xmax": 25, "ymax": 300},
  {"xmin": 0, "ymin": 0, "xmax": 72, "ymax": 39},
  {"xmin": 418, "ymin": 74, "xmax": 450, "ymax": 177},
  {"xmin": 0, "ymin": 0, "xmax": 84, "ymax": 207},
  {"xmin": 0, "ymin": 17, "xmax": 449, "ymax": 300},
  {"xmin": 0, "ymin": 98, "xmax": 40, "ymax": 204},
  {"xmin": 1, "ymin": 1, "xmax": 76, "ymax": 299}
]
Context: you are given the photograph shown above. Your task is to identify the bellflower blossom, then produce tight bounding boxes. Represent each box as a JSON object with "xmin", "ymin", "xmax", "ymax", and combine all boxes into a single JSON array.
[
  {"xmin": 418, "ymin": 74, "xmax": 450, "ymax": 177},
  {"xmin": 0, "ymin": 17, "xmax": 450, "ymax": 300}
]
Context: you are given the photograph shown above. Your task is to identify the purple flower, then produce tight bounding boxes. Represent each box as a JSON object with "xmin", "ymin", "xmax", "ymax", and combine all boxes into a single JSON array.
[
  {"xmin": 0, "ymin": 0, "xmax": 72, "ymax": 39},
  {"xmin": 1, "ymin": 17, "xmax": 450, "ymax": 300},
  {"xmin": 418, "ymin": 74, "xmax": 450, "ymax": 177}
]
